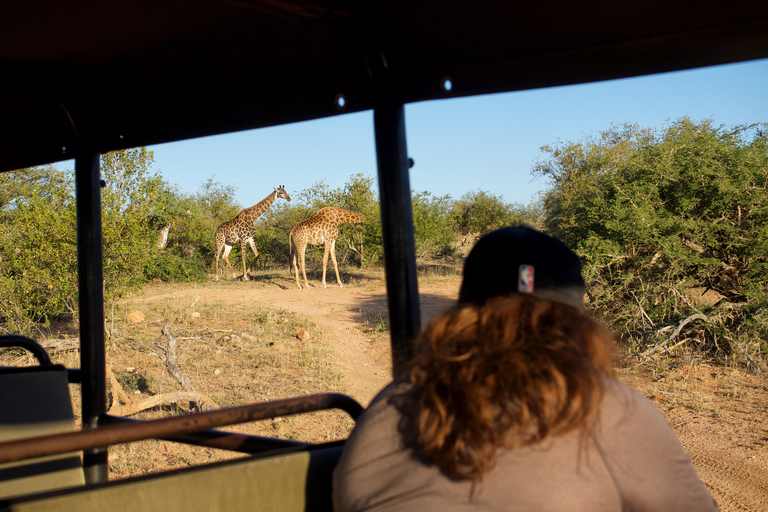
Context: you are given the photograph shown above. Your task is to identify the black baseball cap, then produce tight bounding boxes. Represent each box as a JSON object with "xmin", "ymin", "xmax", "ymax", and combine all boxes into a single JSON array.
[{"xmin": 458, "ymin": 226, "xmax": 585, "ymax": 309}]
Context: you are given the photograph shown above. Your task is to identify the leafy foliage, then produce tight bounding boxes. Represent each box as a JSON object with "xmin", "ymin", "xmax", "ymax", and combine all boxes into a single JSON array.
[
  {"xmin": 0, "ymin": 167, "xmax": 77, "ymax": 334},
  {"xmin": 451, "ymin": 190, "xmax": 542, "ymax": 235},
  {"xmin": 101, "ymin": 148, "xmax": 166, "ymax": 298},
  {"xmin": 155, "ymin": 178, "xmax": 241, "ymax": 279},
  {"xmin": 411, "ymin": 192, "xmax": 455, "ymax": 258},
  {"xmin": 285, "ymin": 174, "xmax": 381, "ymax": 267},
  {"xmin": 535, "ymin": 119, "xmax": 768, "ymax": 369}
]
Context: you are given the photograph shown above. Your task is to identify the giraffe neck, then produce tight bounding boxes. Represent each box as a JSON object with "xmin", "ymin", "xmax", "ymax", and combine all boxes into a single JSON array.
[{"xmin": 241, "ymin": 190, "xmax": 278, "ymax": 224}]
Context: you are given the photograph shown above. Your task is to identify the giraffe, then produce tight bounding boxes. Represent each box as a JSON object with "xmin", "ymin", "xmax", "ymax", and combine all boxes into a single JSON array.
[
  {"xmin": 214, "ymin": 186, "xmax": 291, "ymax": 281},
  {"xmin": 289, "ymin": 207, "xmax": 365, "ymax": 289}
]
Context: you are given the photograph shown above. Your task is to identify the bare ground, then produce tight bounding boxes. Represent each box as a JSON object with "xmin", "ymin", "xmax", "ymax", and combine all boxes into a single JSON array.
[{"xmin": 19, "ymin": 266, "xmax": 767, "ymax": 510}]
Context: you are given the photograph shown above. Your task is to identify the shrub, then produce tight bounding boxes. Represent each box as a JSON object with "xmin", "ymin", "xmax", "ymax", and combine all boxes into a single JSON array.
[{"xmin": 535, "ymin": 119, "xmax": 768, "ymax": 369}]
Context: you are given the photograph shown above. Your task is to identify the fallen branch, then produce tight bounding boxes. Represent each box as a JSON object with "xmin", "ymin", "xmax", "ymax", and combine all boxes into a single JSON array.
[
  {"xmin": 642, "ymin": 313, "xmax": 709, "ymax": 356},
  {"xmin": 108, "ymin": 392, "xmax": 218, "ymax": 417},
  {"xmin": 155, "ymin": 325, "xmax": 196, "ymax": 393},
  {"xmin": 109, "ymin": 348, "xmax": 218, "ymax": 417},
  {"xmin": 149, "ymin": 325, "xmax": 217, "ymax": 412},
  {"xmin": 106, "ymin": 364, "xmax": 134, "ymax": 411},
  {"xmin": 40, "ymin": 338, "xmax": 80, "ymax": 354}
]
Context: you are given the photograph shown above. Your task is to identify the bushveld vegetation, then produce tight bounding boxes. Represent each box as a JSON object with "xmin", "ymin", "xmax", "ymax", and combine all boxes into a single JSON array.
[
  {"xmin": 535, "ymin": 118, "xmax": 768, "ymax": 371},
  {"xmin": 1, "ymin": 117, "xmax": 766, "ymax": 371}
]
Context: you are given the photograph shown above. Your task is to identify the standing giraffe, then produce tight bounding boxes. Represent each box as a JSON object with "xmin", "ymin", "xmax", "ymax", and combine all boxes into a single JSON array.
[
  {"xmin": 289, "ymin": 207, "xmax": 365, "ymax": 289},
  {"xmin": 214, "ymin": 186, "xmax": 291, "ymax": 281}
]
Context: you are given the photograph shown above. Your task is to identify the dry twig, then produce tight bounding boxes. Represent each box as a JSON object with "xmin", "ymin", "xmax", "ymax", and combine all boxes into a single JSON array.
[{"xmin": 642, "ymin": 313, "xmax": 709, "ymax": 356}]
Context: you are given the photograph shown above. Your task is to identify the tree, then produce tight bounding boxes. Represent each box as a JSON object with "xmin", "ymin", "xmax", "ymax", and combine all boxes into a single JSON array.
[
  {"xmin": 0, "ymin": 148, "xmax": 196, "ymax": 334},
  {"xmin": 288, "ymin": 174, "xmax": 381, "ymax": 266},
  {"xmin": 101, "ymin": 148, "xmax": 167, "ymax": 298},
  {"xmin": 411, "ymin": 191, "xmax": 455, "ymax": 258},
  {"xmin": 534, "ymin": 119, "xmax": 768, "ymax": 368},
  {"xmin": 0, "ymin": 166, "xmax": 77, "ymax": 334},
  {"xmin": 144, "ymin": 177, "xmax": 242, "ymax": 281},
  {"xmin": 451, "ymin": 190, "xmax": 539, "ymax": 235}
]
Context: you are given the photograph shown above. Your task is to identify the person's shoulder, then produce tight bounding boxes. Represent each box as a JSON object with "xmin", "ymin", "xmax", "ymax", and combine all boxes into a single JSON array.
[
  {"xmin": 347, "ymin": 377, "xmax": 410, "ymax": 435},
  {"xmin": 598, "ymin": 377, "xmax": 676, "ymax": 438},
  {"xmin": 601, "ymin": 377, "xmax": 655, "ymax": 410},
  {"xmin": 596, "ymin": 382, "xmax": 719, "ymax": 512},
  {"xmin": 364, "ymin": 376, "xmax": 409, "ymax": 412}
]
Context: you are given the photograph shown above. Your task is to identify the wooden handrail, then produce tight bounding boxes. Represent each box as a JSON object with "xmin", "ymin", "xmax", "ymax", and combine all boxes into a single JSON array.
[
  {"xmin": 99, "ymin": 414, "xmax": 310, "ymax": 452},
  {"xmin": 0, "ymin": 393, "xmax": 362, "ymax": 465}
]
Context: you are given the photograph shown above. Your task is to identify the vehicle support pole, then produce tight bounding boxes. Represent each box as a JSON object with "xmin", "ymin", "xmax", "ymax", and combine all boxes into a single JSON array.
[
  {"xmin": 75, "ymin": 151, "xmax": 108, "ymax": 483},
  {"xmin": 374, "ymin": 101, "xmax": 421, "ymax": 377}
]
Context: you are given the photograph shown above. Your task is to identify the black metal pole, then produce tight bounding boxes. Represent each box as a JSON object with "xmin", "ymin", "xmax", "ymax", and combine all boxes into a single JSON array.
[
  {"xmin": 74, "ymin": 151, "xmax": 108, "ymax": 483},
  {"xmin": 374, "ymin": 101, "xmax": 420, "ymax": 377}
]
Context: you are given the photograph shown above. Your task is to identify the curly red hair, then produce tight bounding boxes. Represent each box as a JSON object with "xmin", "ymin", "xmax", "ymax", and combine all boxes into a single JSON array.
[{"xmin": 392, "ymin": 294, "xmax": 615, "ymax": 481}]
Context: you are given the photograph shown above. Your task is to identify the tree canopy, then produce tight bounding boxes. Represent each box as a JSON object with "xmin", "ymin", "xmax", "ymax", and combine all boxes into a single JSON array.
[{"xmin": 534, "ymin": 118, "xmax": 768, "ymax": 368}]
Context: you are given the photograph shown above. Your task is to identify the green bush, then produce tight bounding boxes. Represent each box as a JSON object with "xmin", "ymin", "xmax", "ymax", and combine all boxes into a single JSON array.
[
  {"xmin": 535, "ymin": 118, "xmax": 768, "ymax": 370},
  {"xmin": 144, "ymin": 251, "xmax": 208, "ymax": 282},
  {"xmin": 288, "ymin": 174, "xmax": 381, "ymax": 267},
  {"xmin": 411, "ymin": 191, "xmax": 456, "ymax": 258},
  {"xmin": 0, "ymin": 166, "xmax": 78, "ymax": 334},
  {"xmin": 451, "ymin": 190, "xmax": 541, "ymax": 235}
]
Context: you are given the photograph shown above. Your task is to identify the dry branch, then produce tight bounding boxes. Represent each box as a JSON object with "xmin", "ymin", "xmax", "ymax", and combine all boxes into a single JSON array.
[
  {"xmin": 679, "ymin": 236, "xmax": 735, "ymax": 271},
  {"xmin": 107, "ymin": 364, "xmax": 218, "ymax": 417},
  {"xmin": 106, "ymin": 364, "xmax": 134, "ymax": 410},
  {"xmin": 642, "ymin": 313, "xmax": 709, "ymax": 355},
  {"xmin": 631, "ymin": 292, "xmax": 654, "ymax": 327},
  {"xmin": 108, "ymin": 392, "xmax": 218, "ymax": 417},
  {"xmin": 108, "ymin": 347, "xmax": 219, "ymax": 417},
  {"xmin": 147, "ymin": 325, "xmax": 218, "ymax": 412},
  {"xmin": 40, "ymin": 338, "xmax": 80, "ymax": 354},
  {"xmin": 344, "ymin": 237, "xmax": 364, "ymax": 268},
  {"xmin": 154, "ymin": 325, "xmax": 196, "ymax": 393}
]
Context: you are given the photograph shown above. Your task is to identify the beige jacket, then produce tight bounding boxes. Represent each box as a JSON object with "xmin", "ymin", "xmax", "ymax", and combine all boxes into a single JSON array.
[{"xmin": 333, "ymin": 378, "xmax": 718, "ymax": 512}]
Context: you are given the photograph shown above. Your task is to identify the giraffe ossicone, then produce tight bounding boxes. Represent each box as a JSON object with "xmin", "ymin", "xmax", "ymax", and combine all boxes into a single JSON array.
[
  {"xmin": 214, "ymin": 186, "xmax": 291, "ymax": 281},
  {"xmin": 289, "ymin": 207, "xmax": 365, "ymax": 289}
]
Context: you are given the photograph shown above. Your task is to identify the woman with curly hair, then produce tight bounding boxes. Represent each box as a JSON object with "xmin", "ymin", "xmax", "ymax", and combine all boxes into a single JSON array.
[{"xmin": 333, "ymin": 226, "xmax": 718, "ymax": 511}]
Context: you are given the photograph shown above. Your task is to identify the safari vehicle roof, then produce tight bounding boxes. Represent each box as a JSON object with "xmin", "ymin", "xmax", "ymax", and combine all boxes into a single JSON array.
[{"xmin": 2, "ymin": 0, "xmax": 768, "ymax": 174}]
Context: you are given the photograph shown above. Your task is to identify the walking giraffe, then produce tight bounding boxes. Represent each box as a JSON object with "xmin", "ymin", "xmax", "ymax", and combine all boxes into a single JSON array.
[
  {"xmin": 289, "ymin": 207, "xmax": 365, "ymax": 289},
  {"xmin": 214, "ymin": 186, "xmax": 291, "ymax": 281}
]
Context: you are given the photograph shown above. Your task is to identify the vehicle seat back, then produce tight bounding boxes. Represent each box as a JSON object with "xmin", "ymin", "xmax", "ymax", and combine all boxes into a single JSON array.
[{"xmin": 0, "ymin": 367, "xmax": 85, "ymax": 499}]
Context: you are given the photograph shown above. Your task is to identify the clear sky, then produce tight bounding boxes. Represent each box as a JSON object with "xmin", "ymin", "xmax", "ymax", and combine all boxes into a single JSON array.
[{"xmin": 146, "ymin": 58, "xmax": 768, "ymax": 209}]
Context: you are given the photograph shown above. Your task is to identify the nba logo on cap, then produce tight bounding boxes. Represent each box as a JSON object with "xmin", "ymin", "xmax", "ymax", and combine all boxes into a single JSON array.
[{"xmin": 518, "ymin": 264, "xmax": 535, "ymax": 293}]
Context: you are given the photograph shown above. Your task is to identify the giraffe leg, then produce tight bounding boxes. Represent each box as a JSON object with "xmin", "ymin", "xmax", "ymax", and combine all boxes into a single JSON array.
[
  {"xmin": 321, "ymin": 243, "xmax": 330, "ymax": 288},
  {"xmin": 240, "ymin": 242, "xmax": 250, "ymax": 281},
  {"xmin": 214, "ymin": 244, "xmax": 222, "ymax": 282},
  {"xmin": 246, "ymin": 238, "xmax": 259, "ymax": 275},
  {"xmin": 292, "ymin": 249, "xmax": 302, "ymax": 289},
  {"xmin": 221, "ymin": 245, "xmax": 236, "ymax": 280},
  {"xmin": 299, "ymin": 246, "xmax": 311, "ymax": 289},
  {"xmin": 214, "ymin": 232, "xmax": 227, "ymax": 281},
  {"xmin": 329, "ymin": 240, "xmax": 343, "ymax": 288}
]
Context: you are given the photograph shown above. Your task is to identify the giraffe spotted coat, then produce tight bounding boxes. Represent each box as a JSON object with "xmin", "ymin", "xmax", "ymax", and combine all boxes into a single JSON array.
[
  {"xmin": 289, "ymin": 207, "xmax": 365, "ymax": 289},
  {"xmin": 214, "ymin": 186, "xmax": 291, "ymax": 281}
]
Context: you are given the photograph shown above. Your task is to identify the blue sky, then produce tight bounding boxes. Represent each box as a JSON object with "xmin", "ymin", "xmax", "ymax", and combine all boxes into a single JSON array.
[{"xmin": 146, "ymin": 58, "xmax": 768, "ymax": 209}]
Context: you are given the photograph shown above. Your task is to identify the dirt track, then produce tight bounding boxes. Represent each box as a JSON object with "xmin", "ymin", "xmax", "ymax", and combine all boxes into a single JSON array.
[{"xmin": 131, "ymin": 270, "xmax": 768, "ymax": 511}]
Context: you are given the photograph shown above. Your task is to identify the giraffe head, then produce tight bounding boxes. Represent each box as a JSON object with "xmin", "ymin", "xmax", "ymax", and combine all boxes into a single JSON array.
[{"xmin": 275, "ymin": 185, "xmax": 291, "ymax": 202}]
